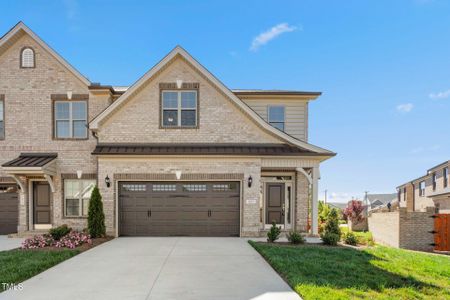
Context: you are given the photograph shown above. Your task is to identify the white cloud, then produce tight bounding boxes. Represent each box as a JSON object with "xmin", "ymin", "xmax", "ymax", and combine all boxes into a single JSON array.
[
  {"xmin": 396, "ymin": 103, "xmax": 414, "ymax": 113},
  {"xmin": 410, "ymin": 144, "xmax": 440, "ymax": 154},
  {"xmin": 250, "ymin": 23, "xmax": 298, "ymax": 52},
  {"xmin": 327, "ymin": 192, "xmax": 361, "ymax": 203},
  {"xmin": 429, "ymin": 89, "xmax": 450, "ymax": 99},
  {"xmin": 64, "ymin": 0, "xmax": 78, "ymax": 20}
]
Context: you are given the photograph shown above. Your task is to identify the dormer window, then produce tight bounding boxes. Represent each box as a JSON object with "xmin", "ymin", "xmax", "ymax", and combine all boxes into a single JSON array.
[
  {"xmin": 21, "ymin": 47, "xmax": 35, "ymax": 68},
  {"xmin": 268, "ymin": 106, "xmax": 285, "ymax": 131}
]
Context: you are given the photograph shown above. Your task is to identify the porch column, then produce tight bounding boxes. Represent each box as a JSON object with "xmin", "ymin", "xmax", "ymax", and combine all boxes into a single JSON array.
[{"xmin": 311, "ymin": 166, "xmax": 320, "ymax": 236}]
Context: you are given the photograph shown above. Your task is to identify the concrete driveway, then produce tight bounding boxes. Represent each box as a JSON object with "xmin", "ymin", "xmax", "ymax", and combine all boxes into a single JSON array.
[
  {"xmin": 0, "ymin": 236, "xmax": 24, "ymax": 251},
  {"xmin": 1, "ymin": 237, "xmax": 301, "ymax": 300}
]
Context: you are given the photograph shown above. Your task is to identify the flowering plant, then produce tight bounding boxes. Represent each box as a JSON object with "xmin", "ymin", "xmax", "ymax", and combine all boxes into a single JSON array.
[
  {"xmin": 54, "ymin": 231, "xmax": 92, "ymax": 249},
  {"xmin": 343, "ymin": 200, "xmax": 365, "ymax": 223},
  {"xmin": 21, "ymin": 234, "xmax": 54, "ymax": 249},
  {"xmin": 21, "ymin": 230, "xmax": 92, "ymax": 249}
]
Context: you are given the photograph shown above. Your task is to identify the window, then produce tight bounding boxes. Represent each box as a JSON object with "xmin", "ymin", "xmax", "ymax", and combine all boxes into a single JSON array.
[
  {"xmin": 54, "ymin": 101, "xmax": 87, "ymax": 139},
  {"xmin": 444, "ymin": 167, "xmax": 448, "ymax": 188},
  {"xmin": 21, "ymin": 48, "xmax": 35, "ymax": 68},
  {"xmin": 122, "ymin": 184, "xmax": 146, "ymax": 192},
  {"xmin": 403, "ymin": 187, "xmax": 406, "ymax": 201},
  {"xmin": 64, "ymin": 180, "xmax": 95, "ymax": 217},
  {"xmin": 212, "ymin": 183, "xmax": 237, "ymax": 192},
  {"xmin": 161, "ymin": 91, "xmax": 197, "ymax": 127},
  {"xmin": 182, "ymin": 184, "xmax": 206, "ymax": 192},
  {"xmin": 268, "ymin": 106, "xmax": 285, "ymax": 131},
  {"xmin": 419, "ymin": 181, "xmax": 425, "ymax": 196},
  {"xmin": 0, "ymin": 100, "xmax": 4, "ymax": 139},
  {"xmin": 152, "ymin": 184, "xmax": 176, "ymax": 192},
  {"xmin": 432, "ymin": 173, "xmax": 437, "ymax": 191}
]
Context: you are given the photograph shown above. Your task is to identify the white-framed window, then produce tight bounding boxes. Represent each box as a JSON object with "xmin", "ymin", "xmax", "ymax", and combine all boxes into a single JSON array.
[
  {"xmin": 161, "ymin": 90, "xmax": 197, "ymax": 127},
  {"xmin": 64, "ymin": 180, "xmax": 96, "ymax": 217},
  {"xmin": 0, "ymin": 100, "xmax": 4, "ymax": 139},
  {"xmin": 268, "ymin": 106, "xmax": 285, "ymax": 131},
  {"xmin": 419, "ymin": 181, "xmax": 425, "ymax": 196},
  {"xmin": 21, "ymin": 48, "xmax": 35, "ymax": 68},
  {"xmin": 54, "ymin": 101, "xmax": 87, "ymax": 139},
  {"xmin": 444, "ymin": 167, "xmax": 448, "ymax": 188}
]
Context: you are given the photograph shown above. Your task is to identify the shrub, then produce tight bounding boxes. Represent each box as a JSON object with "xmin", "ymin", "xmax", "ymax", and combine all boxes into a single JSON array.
[
  {"xmin": 343, "ymin": 232, "xmax": 358, "ymax": 246},
  {"xmin": 287, "ymin": 231, "xmax": 305, "ymax": 244},
  {"xmin": 267, "ymin": 221, "xmax": 281, "ymax": 243},
  {"xmin": 88, "ymin": 186, "xmax": 106, "ymax": 238},
  {"xmin": 321, "ymin": 232, "xmax": 340, "ymax": 246},
  {"xmin": 54, "ymin": 231, "xmax": 92, "ymax": 249},
  {"xmin": 49, "ymin": 224, "xmax": 71, "ymax": 240},
  {"xmin": 22, "ymin": 234, "xmax": 54, "ymax": 249},
  {"xmin": 321, "ymin": 208, "xmax": 341, "ymax": 246}
]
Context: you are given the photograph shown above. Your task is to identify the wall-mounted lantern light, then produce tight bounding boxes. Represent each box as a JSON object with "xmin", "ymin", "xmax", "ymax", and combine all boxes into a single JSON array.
[
  {"xmin": 76, "ymin": 170, "xmax": 83, "ymax": 179},
  {"xmin": 105, "ymin": 175, "xmax": 111, "ymax": 188},
  {"xmin": 248, "ymin": 175, "xmax": 253, "ymax": 188},
  {"xmin": 175, "ymin": 170, "xmax": 182, "ymax": 180}
]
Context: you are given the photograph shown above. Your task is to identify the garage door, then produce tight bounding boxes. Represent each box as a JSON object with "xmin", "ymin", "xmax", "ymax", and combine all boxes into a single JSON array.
[
  {"xmin": 0, "ymin": 184, "xmax": 18, "ymax": 235},
  {"xmin": 119, "ymin": 181, "xmax": 240, "ymax": 237}
]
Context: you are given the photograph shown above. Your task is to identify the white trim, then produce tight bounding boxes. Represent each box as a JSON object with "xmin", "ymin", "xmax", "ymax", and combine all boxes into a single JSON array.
[
  {"xmin": 34, "ymin": 224, "xmax": 51, "ymax": 230},
  {"xmin": 88, "ymin": 46, "xmax": 334, "ymax": 156},
  {"xmin": 0, "ymin": 22, "xmax": 90, "ymax": 85},
  {"xmin": 43, "ymin": 174, "xmax": 56, "ymax": 193},
  {"xmin": 114, "ymin": 178, "xmax": 243, "ymax": 238},
  {"xmin": 10, "ymin": 175, "xmax": 25, "ymax": 191}
]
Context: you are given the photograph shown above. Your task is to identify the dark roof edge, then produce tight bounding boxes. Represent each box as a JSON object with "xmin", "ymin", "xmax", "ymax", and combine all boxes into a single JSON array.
[{"xmin": 19, "ymin": 153, "xmax": 58, "ymax": 157}]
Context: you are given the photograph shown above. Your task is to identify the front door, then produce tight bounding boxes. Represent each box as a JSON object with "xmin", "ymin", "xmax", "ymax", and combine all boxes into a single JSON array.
[
  {"xmin": 266, "ymin": 183, "xmax": 285, "ymax": 225},
  {"xmin": 33, "ymin": 182, "xmax": 51, "ymax": 224}
]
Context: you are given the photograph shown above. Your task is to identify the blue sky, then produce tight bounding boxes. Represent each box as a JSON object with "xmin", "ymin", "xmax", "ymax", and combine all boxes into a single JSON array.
[{"xmin": 2, "ymin": 0, "xmax": 449, "ymax": 202}]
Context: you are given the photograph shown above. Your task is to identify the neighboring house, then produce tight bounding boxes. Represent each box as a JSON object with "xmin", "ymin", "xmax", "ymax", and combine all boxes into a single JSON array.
[
  {"xmin": 397, "ymin": 160, "xmax": 450, "ymax": 213},
  {"xmin": 367, "ymin": 193, "xmax": 397, "ymax": 211},
  {"xmin": 328, "ymin": 202, "xmax": 347, "ymax": 210},
  {"xmin": 0, "ymin": 22, "xmax": 335, "ymax": 237}
]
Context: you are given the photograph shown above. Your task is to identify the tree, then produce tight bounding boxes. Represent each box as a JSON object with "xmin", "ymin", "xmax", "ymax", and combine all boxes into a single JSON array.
[
  {"xmin": 318, "ymin": 201, "xmax": 331, "ymax": 223},
  {"xmin": 343, "ymin": 200, "xmax": 365, "ymax": 223},
  {"xmin": 321, "ymin": 208, "xmax": 341, "ymax": 245},
  {"xmin": 87, "ymin": 186, "xmax": 106, "ymax": 238}
]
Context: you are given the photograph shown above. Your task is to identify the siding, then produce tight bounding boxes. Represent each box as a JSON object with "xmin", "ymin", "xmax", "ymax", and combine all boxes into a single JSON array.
[{"xmin": 241, "ymin": 98, "xmax": 308, "ymax": 141}]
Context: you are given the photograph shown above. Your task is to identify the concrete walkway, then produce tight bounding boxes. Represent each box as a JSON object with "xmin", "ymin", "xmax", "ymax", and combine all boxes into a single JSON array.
[
  {"xmin": 0, "ymin": 236, "xmax": 24, "ymax": 251},
  {"xmin": 1, "ymin": 237, "xmax": 301, "ymax": 300}
]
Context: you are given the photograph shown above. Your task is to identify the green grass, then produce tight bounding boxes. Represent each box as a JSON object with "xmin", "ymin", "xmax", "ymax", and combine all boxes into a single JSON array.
[
  {"xmin": 0, "ymin": 249, "xmax": 79, "ymax": 292},
  {"xmin": 340, "ymin": 226, "xmax": 374, "ymax": 246},
  {"xmin": 249, "ymin": 241, "xmax": 450, "ymax": 300}
]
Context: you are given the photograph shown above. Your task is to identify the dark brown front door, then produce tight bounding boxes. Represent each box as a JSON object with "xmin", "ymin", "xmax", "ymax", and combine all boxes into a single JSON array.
[
  {"xmin": 266, "ymin": 183, "xmax": 285, "ymax": 224},
  {"xmin": 0, "ymin": 184, "xmax": 18, "ymax": 234},
  {"xmin": 119, "ymin": 182, "xmax": 240, "ymax": 237},
  {"xmin": 33, "ymin": 182, "xmax": 51, "ymax": 224}
]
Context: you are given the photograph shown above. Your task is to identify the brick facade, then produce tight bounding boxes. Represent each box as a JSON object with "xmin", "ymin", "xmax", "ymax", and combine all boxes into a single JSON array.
[
  {"xmin": 0, "ymin": 25, "xmax": 324, "ymax": 237},
  {"xmin": 368, "ymin": 207, "xmax": 434, "ymax": 251}
]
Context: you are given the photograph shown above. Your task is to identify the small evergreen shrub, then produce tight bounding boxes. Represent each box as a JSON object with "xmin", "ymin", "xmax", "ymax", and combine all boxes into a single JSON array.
[
  {"xmin": 320, "ymin": 208, "xmax": 341, "ymax": 246},
  {"xmin": 287, "ymin": 231, "xmax": 305, "ymax": 244},
  {"xmin": 343, "ymin": 232, "xmax": 358, "ymax": 246},
  {"xmin": 87, "ymin": 186, "xmax": 106, "ymax": 238},
  {"xmin": 49, "ymin": 224, "xmax": 71, "ymax": 240},
  {"xmin": 267, "ymin": 221, "xmax": 281, "ymax": 243},
  {"xmin": 321, "ymin": 232, "xmax": 340, "ymax": 246}
]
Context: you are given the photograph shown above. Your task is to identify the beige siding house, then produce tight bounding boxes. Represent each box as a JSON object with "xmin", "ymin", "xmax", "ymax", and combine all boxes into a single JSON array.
[
  {"xmin": 0, "ymin": 22, "xmax": 335, "ymax": 237},
  {"xmin": 397, "ymin": 161, "xmax": 450, "ymax": 213}
]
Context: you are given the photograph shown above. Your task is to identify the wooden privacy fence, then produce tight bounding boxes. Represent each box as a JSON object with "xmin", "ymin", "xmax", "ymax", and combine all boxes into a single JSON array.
[{"xmin": 434, "ymin": 214, "xmax": 450, "ymax": 251}]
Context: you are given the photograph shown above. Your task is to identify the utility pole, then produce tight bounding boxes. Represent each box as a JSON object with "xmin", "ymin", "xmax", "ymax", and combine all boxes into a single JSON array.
[
  {"xmin": 364, "ymin": 191, "xmax": 369, "ymax": 216},
  {"xmin": 324, "ymin": 189, "xmax": 328, "ymax": 204}
]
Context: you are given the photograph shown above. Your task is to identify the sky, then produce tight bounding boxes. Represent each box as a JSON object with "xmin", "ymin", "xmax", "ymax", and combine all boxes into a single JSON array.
[{"xmin": 2, "ymin": 0, "xmax": 450, "ymax": 202}]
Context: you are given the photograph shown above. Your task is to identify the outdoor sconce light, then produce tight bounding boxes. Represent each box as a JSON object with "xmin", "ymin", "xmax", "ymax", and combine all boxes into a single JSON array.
[
  {"xmin": 175, "ymin": 170, "xmax": 182, "ymax": 180},
  {"xmin": 248, "ymin": 175, "xmax": 253, "ymax": 188},
  {"xmin": 76, "ymin": 170, "xmax": 83, "ymax": 179},
  {"xmin": 105, "ymin": 175, "xmax": 111, "ymax": 188}
]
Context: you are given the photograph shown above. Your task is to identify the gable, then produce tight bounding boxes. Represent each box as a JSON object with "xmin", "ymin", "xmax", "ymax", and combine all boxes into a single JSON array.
[
  {"xmin": 91, "ymin": 46, "xmax": 335, "ymax": 156},
  {"xmin": 0, "ymin": 22, "xmax": 90, "ymax": 86},
  {"xmin": 97, "ymin": 56, "xmax": 281, "ymax": 144}
]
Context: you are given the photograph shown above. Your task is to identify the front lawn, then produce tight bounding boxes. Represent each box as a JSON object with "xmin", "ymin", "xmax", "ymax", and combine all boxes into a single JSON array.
[
  {"xmin": 0, "ymin": 249, "xmax": 79, "ymax": 292},
  {"xmin": 249, "ymin": 241, "xmax": 450, "ymax": 299}
]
